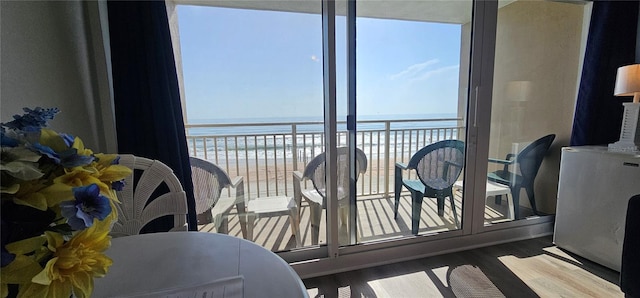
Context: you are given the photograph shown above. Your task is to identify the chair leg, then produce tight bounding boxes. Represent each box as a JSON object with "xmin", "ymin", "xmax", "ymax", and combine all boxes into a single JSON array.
[
  {"xmin": 246, "ymin": 212, "xmax": 256, "ymax": 242},
  {"xmin": 511, "ymin": 186, "xmax": 521, "ymax": 220},
  {"xmin": 218, "ymin": 216, "xmax": 229, "ymax": 234},
  {"xmin": 411, "ymin": 192, "xmax": 424, "ymax": 235},
  {"xmin": 310, "ymin": 202, "xmax": 322, "ymax": 245},
  {"xmin": 525, "ymin": 185, "xmax": 538, "ymax": 215},
  {"xmin": 288, "ymin": 206, "xmax": 301, "ymax": 248},
  {"xmin": 436, "ymin": 197, "xmax": 445, "ymax": 217},
  {"xmin": 236, "ymin": 201, "xmax": 248, "ymax": 239},
  {"xmin": 339, "ymin": 206, "xmax": 350, "ymax": 245},
  {"xmin": 447, "ymin": 190, "xmax": 459, "ymax": 228},
  {"xmin": 394, "ymin": 168, "xmax": 402, "ymax": 219}
]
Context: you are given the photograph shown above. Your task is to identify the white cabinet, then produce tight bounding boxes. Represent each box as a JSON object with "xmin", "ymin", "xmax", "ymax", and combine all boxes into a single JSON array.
[{"xmin": 554, "ymin": 146, "xmax": 640, "ymax": 272}]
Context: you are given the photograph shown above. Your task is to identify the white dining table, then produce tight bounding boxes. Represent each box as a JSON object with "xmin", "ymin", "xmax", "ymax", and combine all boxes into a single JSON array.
[{"xmin": 92, "ymin": 232, "xmax": 308, "ymax": 298}]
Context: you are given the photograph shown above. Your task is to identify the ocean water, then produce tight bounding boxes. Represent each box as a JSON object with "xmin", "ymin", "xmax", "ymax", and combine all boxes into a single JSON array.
[
  {"xmin": 187, "ymin": 113, "xmax": 460, "ymax": 135},
  {"xmin": 186, "ymin": 114, "xmax": 462, "ymax": 162}
]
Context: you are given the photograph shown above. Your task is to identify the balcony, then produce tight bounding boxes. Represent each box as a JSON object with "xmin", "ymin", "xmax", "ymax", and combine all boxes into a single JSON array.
[{"xmin": 187, "ymin": 118, "xmax": 517, "ymax": 251}]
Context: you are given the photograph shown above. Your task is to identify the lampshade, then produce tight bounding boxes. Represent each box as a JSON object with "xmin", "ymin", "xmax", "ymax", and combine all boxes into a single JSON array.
[
  {"xmin": 609, "ymin": 64, "xmax": 640, "ymax": 153},
  {"xmin": 505, "ymin": 81, "xmax": 531, "ymax": 102},
  {"xmin": 614, "ymin": 64, "xmax": 640, "ymax": 103}
]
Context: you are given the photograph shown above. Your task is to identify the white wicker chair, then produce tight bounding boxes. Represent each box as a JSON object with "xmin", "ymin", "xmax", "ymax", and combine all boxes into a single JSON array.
[
  {"xmin": 190, "ymin": 157, "xmax": 246, "ymax": 237},
  {"xmin": 111, "ymin": 154, "xmax": 188, "ymax": 237}
]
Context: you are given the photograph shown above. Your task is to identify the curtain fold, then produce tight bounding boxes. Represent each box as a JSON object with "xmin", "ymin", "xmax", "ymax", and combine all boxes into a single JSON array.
[
  {"xmin": 570, "ymin": 1, "xmax": 639, "ymax": 146},
  {"xmin": 107, "ymin": 1, "xmax": 197, "ymax": 231}
]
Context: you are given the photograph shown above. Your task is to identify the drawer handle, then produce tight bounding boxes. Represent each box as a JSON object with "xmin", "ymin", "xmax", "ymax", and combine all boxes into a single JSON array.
[{"xmin": 623, "ymin": 162, "xmax": 639, "ymax": 167}]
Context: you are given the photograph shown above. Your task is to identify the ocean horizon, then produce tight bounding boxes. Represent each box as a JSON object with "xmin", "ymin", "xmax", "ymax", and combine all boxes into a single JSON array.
[
  {"xmin": 186, "ymin": 113, "xmax": 461, "ymax": 136},
  {"xmin": 185, "ymin": 113, "xmax": 462, "ymax": 162}
]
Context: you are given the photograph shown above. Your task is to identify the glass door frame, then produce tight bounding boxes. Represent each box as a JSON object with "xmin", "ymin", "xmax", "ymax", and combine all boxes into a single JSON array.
[{"xmin": 222, "ymin": 0, "xmax": 557, "ymax": 270}]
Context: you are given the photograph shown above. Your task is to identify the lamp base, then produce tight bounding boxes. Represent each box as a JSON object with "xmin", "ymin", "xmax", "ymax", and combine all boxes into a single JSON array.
[
  {"xmin": 609, "ymin": 102, "xmax": 640, "ymax": 153},
  {"xmin": 608, "ymin": 142, "xmax": 639, "ymax": 153}
]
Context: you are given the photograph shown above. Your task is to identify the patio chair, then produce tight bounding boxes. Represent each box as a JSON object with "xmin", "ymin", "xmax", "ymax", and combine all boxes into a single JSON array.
[
  {"xmin": 111, "ymin": 155, "xmax": 188, "ymax": 237},
  {"xmin": 394, "ymin": 140, "xmax": 465, "ymax": 235},
  {"xmin": 487, "ymin": 134, "xmax": 555, "ymax": 219},
  {"xmin": 189, "ymin": 157, "xmax": 246, "ymax": 238},
  {"xmin": 293, "ymin": 147, "xmax": 368, "ymax": 245}
]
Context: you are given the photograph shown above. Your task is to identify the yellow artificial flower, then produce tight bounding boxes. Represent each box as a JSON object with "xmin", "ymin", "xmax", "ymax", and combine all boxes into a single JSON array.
[
  {"xmin": 91, "ymin": 153, "xmax": 132, "ymax": 188},
  {"xmin": 38, "ymin": 129, "xmax": 68, "ymax": 153},
  {"xmin": 23, "ymin": 219, "xmax": 113, "ymax": 298},
  {"xmin": 70, "ymin": 137, "xmax": 94, "ymax": 158},
  {"xmin": 38, "ymin": 169, "xmax": 105, "ymax": 207}
]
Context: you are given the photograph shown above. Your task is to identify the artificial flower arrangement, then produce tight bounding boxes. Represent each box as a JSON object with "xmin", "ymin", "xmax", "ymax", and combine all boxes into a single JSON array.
[{"xmin": 0, "ymin": 108, "xmax": 132, "ymax": 298}]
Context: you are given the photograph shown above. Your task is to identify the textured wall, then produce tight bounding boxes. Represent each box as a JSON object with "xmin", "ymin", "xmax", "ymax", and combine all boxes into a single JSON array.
[
  {"xmin": 490, "ymin": 1, "xmax": 588, "ymax": 214},
  {"xmin": 1, "ymin": 1, "xmax": 115, "ymax": 152}
]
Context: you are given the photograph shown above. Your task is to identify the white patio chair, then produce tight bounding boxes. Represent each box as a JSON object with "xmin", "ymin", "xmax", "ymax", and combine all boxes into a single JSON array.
[
  {"xmin": 190, "ymin": 157, "xmax": 247, "ymax": 238},
  {"xmin": 292, "ymin": 147, "xmax": 367, "ymax": 245},
  {"xmin": 111, "ymin": 154, "xmax": 188, "ymax": 237}
]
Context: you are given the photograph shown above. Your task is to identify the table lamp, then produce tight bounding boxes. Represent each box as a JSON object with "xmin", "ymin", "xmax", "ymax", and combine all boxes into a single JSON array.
[{"xmin": 609, "ymin": 64, "xmax": 640, "ymax": 153}]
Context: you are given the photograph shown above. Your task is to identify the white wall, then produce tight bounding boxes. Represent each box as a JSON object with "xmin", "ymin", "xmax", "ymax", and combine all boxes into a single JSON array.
[
  {"xmin": 489, "ymin": 1, "xmax": 589, "ymax": 214},
  {"xmin": 1, "ymin": 0, "xmax": 116, "ymax": 153}
]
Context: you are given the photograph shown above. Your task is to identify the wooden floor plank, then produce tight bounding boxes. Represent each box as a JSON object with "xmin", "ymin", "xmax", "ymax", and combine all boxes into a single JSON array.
[{"xmin": 303, "ymin": 236, "xmax": 622, "ymax": 298}]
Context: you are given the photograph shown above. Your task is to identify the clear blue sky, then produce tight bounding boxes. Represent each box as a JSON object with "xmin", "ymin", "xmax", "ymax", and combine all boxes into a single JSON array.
[{"xmin": 177, "ymin": 6, "xmax": 461, "ymax": 121}]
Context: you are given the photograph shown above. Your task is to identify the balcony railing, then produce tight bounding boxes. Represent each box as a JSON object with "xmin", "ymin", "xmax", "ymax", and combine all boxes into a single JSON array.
[{"xmin": 186, "ymin": 118, "xmax": 464, "ymax": 200}]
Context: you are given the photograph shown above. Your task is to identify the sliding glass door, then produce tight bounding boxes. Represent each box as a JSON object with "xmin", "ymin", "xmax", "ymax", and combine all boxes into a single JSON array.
[
  {"xmin": 483, "ymin": 0, "xmax": 588, "ymax": 227},
  {"xmin": 171, "ymin": 0, "xmax": 588, "ymax": 269},
  {"xmin": 332, "ymin": 0, "xmax": 473, "ymax": 245}
]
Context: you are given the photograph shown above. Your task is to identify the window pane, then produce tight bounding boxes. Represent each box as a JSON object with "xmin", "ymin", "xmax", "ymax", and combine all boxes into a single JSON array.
[
  {"xmin": 177, "ymin": 4, "xmax": 324, "ymax": 251},
  {"xmin": 343, "ymin": 0, "xmax": 472, "ymax": 243},
  {"xmin": 486, "ymin": 0, "xmax": 588, "ymax": 225}
]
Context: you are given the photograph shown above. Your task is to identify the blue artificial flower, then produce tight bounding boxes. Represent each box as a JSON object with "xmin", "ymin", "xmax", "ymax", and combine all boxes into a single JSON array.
[
  {"xmin": 111, "ymin": 156, "xmax": 121, "ymax": 165},
  {"xmin": 60, "ymin": 184, "xmax": 112, "ymax": 230},
  {"xmin": 1, "ymin": 107, "xmax": 59, "ymax": 131},
  {"xmin": 59, "ymin": 149, "xmax": 94, "ymax": 168},
  {"xmin": 0, "ymin": 129, "xmax": 18, "ymax": 147},
  {"xmin": 111, "ymin": 180, "xmax": 126, "ymax": 191},
  {"xmin": 59, "ymin": 133, "xmax": 75, "ymax": 147},
  {"xmin": 30, "ymin": 142, "xmax": 60, "ymax": 163}
]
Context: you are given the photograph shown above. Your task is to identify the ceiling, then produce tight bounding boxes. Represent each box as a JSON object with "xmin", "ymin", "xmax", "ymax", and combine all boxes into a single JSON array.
[
  {"xmin": 173, "ymin": 0, "xmax": 588, "ymax": 25},
  {"xmin": 174, "ymin": 0, "xmax": 498, "ymax": 24}
]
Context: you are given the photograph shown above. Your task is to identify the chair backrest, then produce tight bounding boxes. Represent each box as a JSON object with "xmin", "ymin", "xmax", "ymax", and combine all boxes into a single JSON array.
[
  {"xmin": 408, "ymin": 139, "xmax": 465, "ymax": 191},
  {"xmin": 189, "ymin": 157, "xmax": 233, "ymax": 215},
  {"xmin": 302, "ymin": 147, "xmax": 368, "ymax": 201},
  {"xmin": 111, "ymin": 154, "xmax": 188, "ymax": 237},
  {"xmin": 516, "ymin": 134, "xmax": 555, "ymax": 182}
]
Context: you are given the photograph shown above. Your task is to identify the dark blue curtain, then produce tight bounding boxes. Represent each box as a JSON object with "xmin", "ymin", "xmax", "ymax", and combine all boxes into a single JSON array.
[
  {"xmin": 571, "ymin": 1, "xmax": 639, "ymax": 146},
  {"xmin": 107, "ymin": 1, "xmax": 197, "ymax": 231}
]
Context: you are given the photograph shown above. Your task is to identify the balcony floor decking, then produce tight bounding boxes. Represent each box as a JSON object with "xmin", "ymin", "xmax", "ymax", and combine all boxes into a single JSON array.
[{"xmin": 198, "ymin": 191, "xmax": 532, "ymax": 252}]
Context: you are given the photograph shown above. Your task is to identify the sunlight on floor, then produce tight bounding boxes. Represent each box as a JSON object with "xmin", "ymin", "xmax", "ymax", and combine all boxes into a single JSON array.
[
  {"xmin": 498, "ymin": 251, "xmax": 622, "ymax": 297},
  {"xmin": 430, "ymin": 266, "xmax": 450, "ymax": 287},
  {"xmin": 367, "ymin": 271, "xmax": 435, "ymax": 297}
]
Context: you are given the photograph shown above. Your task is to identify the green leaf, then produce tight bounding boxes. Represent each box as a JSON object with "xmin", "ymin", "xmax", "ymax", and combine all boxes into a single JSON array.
[
  {"xmin": 5, "ymin": 236, "xmax": 46, "ymax": 255},
  {"xmin": 7, "ymin": 147, "xmax": 42, "ymax": 162},
  {"xmin": 1, "ymin": 183, "xmax": 20, "ymax": 194},
  {"xmin": 1, "ymin": 161, "xmax": 44, "ymax": 181},
  {"xmin": 0, "ymin": 255, "xmax": 43, "ymax": 284}
]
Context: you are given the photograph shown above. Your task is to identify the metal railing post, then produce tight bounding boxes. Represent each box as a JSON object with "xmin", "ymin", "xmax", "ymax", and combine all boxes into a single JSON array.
[
  {"xmin": 292, "ymin": 124, "xmax": 298, "ymax": 171},
  {"xmin": 384, "ymin": 121, "xmax": 391, "ymax": 198}
]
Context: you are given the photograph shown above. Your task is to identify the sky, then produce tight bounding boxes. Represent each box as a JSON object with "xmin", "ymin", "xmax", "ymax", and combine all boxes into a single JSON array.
[{"xmin": 177, "ymin": 5, "xmax": 462, "ymax": 121}]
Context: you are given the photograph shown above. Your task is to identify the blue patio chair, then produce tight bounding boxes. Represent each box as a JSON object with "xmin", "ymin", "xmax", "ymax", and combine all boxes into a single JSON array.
[
  {"xmin": 487, "ymin": 134, "xmax": 555, "ymax": 219},
  {"xmin": 394, "ymin": 140, "xmax": 465, "ymax": 235}
]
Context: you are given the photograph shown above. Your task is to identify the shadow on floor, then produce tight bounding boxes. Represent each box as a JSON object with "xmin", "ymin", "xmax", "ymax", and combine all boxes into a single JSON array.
[{"xmin": 303, "ymin": 236, "xmax": 621, "ymax": 298}]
